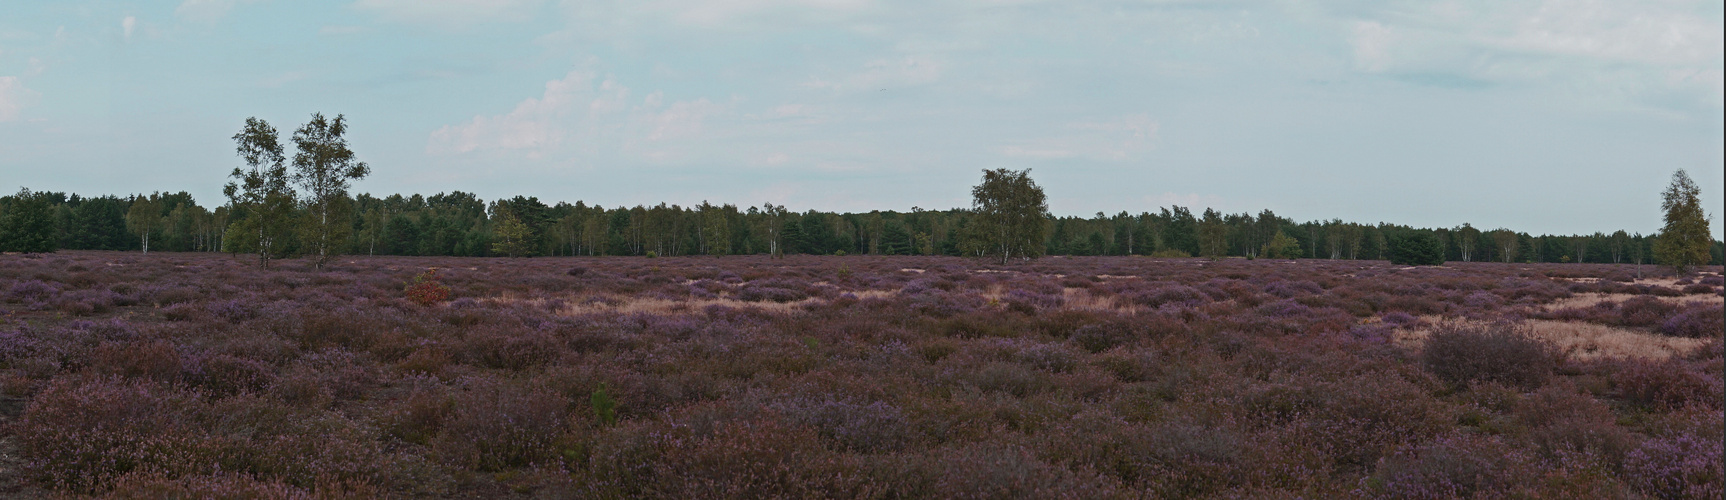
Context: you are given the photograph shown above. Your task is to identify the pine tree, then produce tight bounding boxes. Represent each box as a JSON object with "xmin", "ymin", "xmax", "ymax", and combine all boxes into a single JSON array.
[
  {"xmin": 491, "ymin": 214, "xmax": 534, "ymax": 258},
  {"xmin": 1653, "ymin": 169, "xmax": 1713, "ymax": 272}
]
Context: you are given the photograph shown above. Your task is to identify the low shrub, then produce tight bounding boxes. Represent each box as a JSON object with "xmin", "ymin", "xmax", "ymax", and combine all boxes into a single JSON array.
[
  {"xmin": 1362, "ymin": 434, "xmax": 1533, "ymax": 499},
  {"xmin": 1421, "ymin": 322, "xmax": 1557, "ymax": 390},
  {"xmin": 403, "ymin": 269, "xmax": 451, "ymax": 306},
  {"xmin": 1624, "ymin": 434, "xmax": 1724, "ymax": 499}
]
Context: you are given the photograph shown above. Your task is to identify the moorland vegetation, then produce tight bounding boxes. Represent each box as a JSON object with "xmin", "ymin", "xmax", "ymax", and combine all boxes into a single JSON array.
[
  {"xmin": 0, "ymin": 252, "xmax": 1720, "ymax": 497},
  {"xmin": 0, "ymin": 116, "xmax": 1721, "ymax": 498}
]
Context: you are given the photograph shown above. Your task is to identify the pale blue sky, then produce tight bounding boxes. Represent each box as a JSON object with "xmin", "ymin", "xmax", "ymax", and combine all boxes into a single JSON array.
[{"xmin": 1, "ymin": 0, "xmax": 1721, "ymax": 237}]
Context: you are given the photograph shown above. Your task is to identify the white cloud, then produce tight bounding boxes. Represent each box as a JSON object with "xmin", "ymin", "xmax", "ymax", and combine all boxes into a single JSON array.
[
  {"xmin": 803, "ymin": 56, "xmax": 943, "ymax": 92},
  {"xmin": 0, "ymin": 76, "xmax": 34, "ymax": 121},
  {"xmin": 1495, "ymin": 0, "xmax": 1722, "ymax": 66},
  {"xmin": 355, "ymin": 0, "xmax": 548, "ymax": 26},
  {"xmin": 1002, "ymin": 114, "xmax": 1158, "ymax": 161},
  {"xmin": 428, "ymin": 70, "xmax": 732, "ymax": 161},
  {"xmin": 1352, "ymin": 21, "xmax": 1394, "ymax": 71},
  {"xmin": 121, "ymin": 16, "xmax": 136, "ymax": 40},
  {"xmin": 1340, "ymin": 0, "xmax": 1723, "ymax": 105}
]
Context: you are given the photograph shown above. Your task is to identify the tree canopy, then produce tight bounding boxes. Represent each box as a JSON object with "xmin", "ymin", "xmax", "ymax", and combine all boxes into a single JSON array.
[{"xmin": 969, "ymin": 168, "xmax": 1050, "ymax": 264}]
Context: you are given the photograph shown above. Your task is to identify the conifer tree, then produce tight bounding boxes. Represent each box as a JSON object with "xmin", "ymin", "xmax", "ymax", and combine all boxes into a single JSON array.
[{"xmin": 1653, "ymin": 169, "xmax": 1713, "ymax": 272}]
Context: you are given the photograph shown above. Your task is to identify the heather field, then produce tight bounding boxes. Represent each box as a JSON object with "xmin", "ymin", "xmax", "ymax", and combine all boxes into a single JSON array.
[{"xmin": 0, "ymin": 252, "xmax": 1721, "ymax": 499}]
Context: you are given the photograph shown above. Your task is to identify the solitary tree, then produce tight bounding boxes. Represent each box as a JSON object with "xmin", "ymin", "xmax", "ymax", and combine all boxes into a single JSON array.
[
  {"xmin": 1652, "ymin": 169, "xmax": 1712, "ymax": 272},
  {"xmin": 291, "ymin": 113, "xmax": 369, "ymax": 270},
  {"xmin": 124, "ymin": 193, "xmax": 163, "ymax": 254},
  {"xmin": 226, "ymin": 117, "xmax": 297, "ymax": 269},
  {"xmin": 970, "ymin": 168, "xmax": 1050, "ymax": 264}
]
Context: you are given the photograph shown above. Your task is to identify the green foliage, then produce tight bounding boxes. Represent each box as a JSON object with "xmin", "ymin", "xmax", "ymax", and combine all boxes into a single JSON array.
[
  {"xmin": 590, "ymin": 383, "xmax": 618, "ymax": 426},
  {"xmin": 124, "ymin": 194, "xmax": 164, "ymax": 254},
  {"xmin": 971, "ymin": 168, "xmax": 1050, "ymax": 264},
  {"xmin": 290, "ymin": 113, "xmax": 369, "ymax": 270},
  {"xmin": 490, "ymin": 214, "xmax": 535, "ymax": 258},
  {"xmin": 0, "ymin": 188, "xmax": 58, "ymax": 253},
  {"xmin": 1653, "ymin": 169, "xmax": 1713, "ymax": 271},
  {"xmin": 227, "ymin": 117, "xmax": 298, "ymax": 268},
  {"xmin": 1261, "ymin": 231, "xmax": 1302, "ymax": 259},
  {"xmin": 1387, "ymin": 231, "xmax": 1444, "ymax": 266}
]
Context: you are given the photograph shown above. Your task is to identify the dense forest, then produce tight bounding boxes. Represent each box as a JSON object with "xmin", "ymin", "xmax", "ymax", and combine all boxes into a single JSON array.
[{"xmin": 2, "ymin": 188, "xmax": 1720, "ymax": 265}]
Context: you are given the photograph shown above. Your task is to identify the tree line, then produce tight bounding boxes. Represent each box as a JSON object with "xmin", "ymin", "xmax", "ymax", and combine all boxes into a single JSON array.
[
  {"xmin": 1, "ymin": 116, "xmax": 1719, "ymax": 269},
  {"xmin": 5, "ymin": 186, "xmax": 1719, "ymax": 265}
]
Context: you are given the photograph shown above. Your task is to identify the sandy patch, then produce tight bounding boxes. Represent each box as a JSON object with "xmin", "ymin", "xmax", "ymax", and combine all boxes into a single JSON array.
[
  {"xmin": 1394, "ymin": 318, "xmax": 1708, "ymax": 360},
  {"xmin": 900, "ymin": 268, "xmax": 926, "ymax": 274}
]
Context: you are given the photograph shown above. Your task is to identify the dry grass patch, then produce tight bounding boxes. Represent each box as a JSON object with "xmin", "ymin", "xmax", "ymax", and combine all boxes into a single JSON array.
[
  {"xmin": 1061, "ymin": 287, "xmax": 1134, "ymax": 314},
  {"xmin": 1395, "ymin": 318, "xmax": 1707, "ymax": 360},
  {"xmin": 488, "ymin": 289, "xmax": 899, "ymax": 317},
  {"xmin": 1542, "ymin": 293, "xmax": 1722, "ymax": 311}
]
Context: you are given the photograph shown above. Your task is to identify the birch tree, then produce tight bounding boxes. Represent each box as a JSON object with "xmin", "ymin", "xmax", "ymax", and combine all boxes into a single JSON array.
[
  {"xmin": 290, "ymin": 113, "xmax": 369, "ymax": 270},
  {"xmin": 226, "ymin": 117, "xmax": 297, "ymax": 268},
  {"xmin": 125, "ymin": 193, "xmax": 163, "ymax": 254},
  {"xmin": 970, "ymin": 168, "xmax": 1050, "ymax": 264}
]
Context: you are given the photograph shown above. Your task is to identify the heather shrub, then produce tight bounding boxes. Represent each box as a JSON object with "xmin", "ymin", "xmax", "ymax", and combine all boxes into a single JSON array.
[
  {"xmin": 927, "ymin": 442, "xmax": 1120, "ymax": 499},
  {"xmin": 1244, "ymin": 374, "xmax": 1451, "ymax": 468},
  {"xmin": 770, "ymin": 396, "xmax": 912, "ymax": 452},
  {"xmin": 587, "ymin": 416, "xmax": 850, "ymax": 498},
  {"xmin": 1070, "ymin": 323, "xmax": 1131, "ymax": 353},
  {"xmin": 1515, "ymin": 384, "xmax": 1639, "ymax": 468},
  {"xmin": 184, "ymin": 353, "xmax": 276, "ymax": 397},
  {"xmin": 1362, "ymin": 434, "xmax": 1534, "ymax": 499},
  {"xmin": 1001, "ymin": 288, "xmax": 1063, "ymax": 315},
  {"xmin": 1264, "ymin": 279, "xmax": 1323, "ymax": 298},
  {"xmin": 1618, "ymin": 296, "xmax": 1677, "ymax": 327},
  {"xmin": 16, "ymin": 376, "xmax": 212, "ymax": 492},
  {"xmin": 966, "ymin": 362, "xmax": 1053, "ymax": 397},
  {"xmin": 1660, "ymin": 305, "xmax": 1723, "ymax": 338},
  {"xmin": 1127, "ymin": 284, "xmax": 1207, "ymax": 308},
  {"xmin": 734, "ymin": 284, "xmax": 806, "ymax": 302},
  {"xmin": 89, "ymin": 341, "xmax": 182, "ymax": 382},
  {"xmin": 1462, "ymin": 291, "xmax": 1503, "ymax": 308},
  {"xmin": 104, "ymin": 472, "xmax": 315, "ymax": 500},
  {"xmin": 5, "ymin": 279, "xmax": 58, "ymax": 303},
  {"xmin": 1421, "ymin": 322, "xmax": 1557, "ymax": 389},
  {"xmin": 1015, "ymin": 341, "xmax": 1082, "ymax": 373},
  {"xmin": 1612, "ymin": 358, "xmax": 1723, "ymax": 411},
  {"xmin": 432, "ymin": 378, "xmax": 572, "ymax": 471},
  {"xmin": 1624, "ymin": 434, "xmax": 1724, "ymax": 499},
  {"xmin": 463, "ymin": 327, "xmax": 560, "ymax": 370}
]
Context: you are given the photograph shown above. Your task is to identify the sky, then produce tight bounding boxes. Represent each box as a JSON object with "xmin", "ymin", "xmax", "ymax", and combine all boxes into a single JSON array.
[{"xmin": 0, "ymin": 0, "xmax": 1721, "ymax": 238}]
